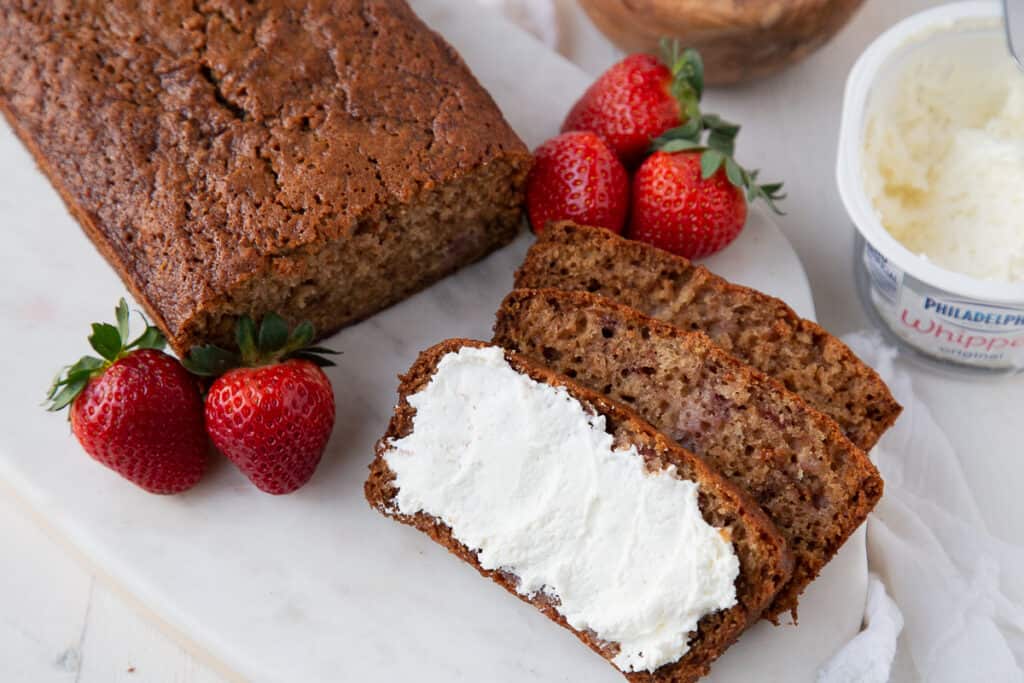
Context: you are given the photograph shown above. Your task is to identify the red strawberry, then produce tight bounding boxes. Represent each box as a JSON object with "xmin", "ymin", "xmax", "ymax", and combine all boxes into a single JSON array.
[
  {"xmin": 45, "ymin": 300, "xmax": 207, "ymax": 494},
  {"xmin": 526, "ymin": 131, "xmax": 629, "ymax": 234},
  {"xmin": 562, "ymin": 43, "xmax": 704, "ymax": 166},
  {"xmin": 629, "ymin": 123, "xmax": 785, "ymax": 259},
  {"xmin": 186, "ymin": 315, "xmax": 337, "ymax": 495},
  {"xmin": 629, "ymin": 151, "xmax": 747, "ymax": 259}
]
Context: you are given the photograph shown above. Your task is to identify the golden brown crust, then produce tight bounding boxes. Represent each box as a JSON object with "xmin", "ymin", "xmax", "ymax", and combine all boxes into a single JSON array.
[
  {"xmin": 515, "ymin": 221, "xmax": 902, "ymax": 453},
  {"xmin": 493, "ymin": 289, "xmax": 884, "ymax": 619},
  {"xmin": 365, "ymin": 339, "xmax": 793, "ymax": 683},
  {"xmin": 0, "ymin": 1, "xmax": 531, "ymax": 353}
]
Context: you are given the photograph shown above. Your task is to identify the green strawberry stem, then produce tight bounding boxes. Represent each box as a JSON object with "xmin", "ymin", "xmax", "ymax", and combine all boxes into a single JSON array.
[
  {"xmin": 183, "ymin": 313, "xmax": 339, "ymax": 377},
  {"xmin": 660, "ymin": 39, "xmax": 704, "ymax": 129},
  {"xmin": 653, "ymin": 41, "xmax": 786, "ymax": 215},
  {"xmin": 44, "ymin": 299, "xmax": 167, "ymax": 411}
]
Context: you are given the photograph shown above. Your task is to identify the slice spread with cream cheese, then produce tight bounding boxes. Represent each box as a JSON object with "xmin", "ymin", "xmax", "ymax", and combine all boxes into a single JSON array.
[{"xmin": 382, "ymin": 346, "xmax": 739, "ymax": 673}]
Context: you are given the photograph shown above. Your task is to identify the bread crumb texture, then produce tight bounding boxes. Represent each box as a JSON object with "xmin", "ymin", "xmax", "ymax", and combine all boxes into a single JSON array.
[{"xmin": 514, "ymin": 222, "xmax": 901, "ymax": 452}]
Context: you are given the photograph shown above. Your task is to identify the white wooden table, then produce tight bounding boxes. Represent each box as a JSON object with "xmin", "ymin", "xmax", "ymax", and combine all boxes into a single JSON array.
[{"xmin": 2, "ymin": 1, "xmax": 1020, "ymax": 681}]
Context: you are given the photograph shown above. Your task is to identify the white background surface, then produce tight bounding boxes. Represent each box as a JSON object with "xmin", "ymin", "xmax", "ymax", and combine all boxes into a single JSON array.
[{"xmin": 0, "ymin": 0, "xmax": 1020, "ymax": 681}]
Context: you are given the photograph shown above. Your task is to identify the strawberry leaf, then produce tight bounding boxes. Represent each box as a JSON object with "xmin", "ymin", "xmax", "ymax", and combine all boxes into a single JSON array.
[
  {"xmin": 123, "ymin": 308, "xmax": 166, "ymax": 351},
  {"xmin": 702, "ymin": 113, "xmax": 740, "ymax": 136},
  {"xmin": 646, "ymin": 44, "xmax": 786, "ymax": 214},
  {"xmin": 290, "ymin": 321, "xmax": 315, "ymax": 349},
  {"xmin": 46, "ymin": 376, "xmax": 89, "ymax": 412},
  {"xmin": 707, "ymin": 130, "xmax": 736, "ymax": 157},
  {"xmin": 660, "ymin": 39, "xmax": 704, "ymax": 131},
  {"xmin": 182, "ymin": 345, "xmax": 240, "ymax": 377},
  {"xmin": 302, "ymin": 346, "xmax": 341, "ymax": 356},
  {"xmin": 290, "ymin": 351, "xmax": 337, "ymax": 368},
  {"xmin": 680, "ymin": 48, "xmax": 704, "ymax": 99},
  {"xmin": 89, "ymin": 323, "xmax": 123, "ymax": 361},
  {"xmin": 45, "ymin": 299, "xmax": 168, "ymax": 413},
  {"xmin": 258, "ymin": 313, "xmax": 289, "ymax": 354},
  {"xmin": 44, "ymin": 368, "xmax": 63, "ymax": 402},
  {"xmin": 185, "ymin": 314, "xmax": 339, "ymax": 378},
  {"xmin": 43, "ymin": 355, "xmax": 104, "ymax": 410},
  {"xmin": 129, "ymin": 325, "xmax": 166, "ymax": 351},
  {"xmin": 724, "ymin": 158, "xmax": 744, "ymax": 188},
  {"xmin": 66, "ymin": 355, "xmax": 105, "ymax": 377},
  {"xmin": 115, "ymin": 299, "xmax": 130, "ymax": 342},
  {"xmin": 661, "ymin": 39, "xmax": 703, "ymax": 100},
  {"xmin": 700, "ymin": 149, "xmax": 725, "ymax": 179},
  {"xmin": 654, "ymin": 114, "xmax": 702, "ymax": 146},
  {"xmin": 747, "ymin": 181, "xmax": 787, "ymax": 215},
  {"xmin": 236, "ymin": 316, "xmax": 258, "ymax": 364},
  {"xmin": 657, "ymin": 139, "xmax": 705, "ymax": 154}
]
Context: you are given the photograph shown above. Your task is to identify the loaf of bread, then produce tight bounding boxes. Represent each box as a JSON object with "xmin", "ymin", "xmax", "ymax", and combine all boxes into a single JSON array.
[
  {"xmin": 366, "ymin": 339, "xmax": 793, "ymax": 682},
  {"xmin": 0, "ymin": 1, "xmax": 531, "ymax": 354},
  {"xmin": 515, "ymin": 221, "xmax": 901, "ymax": 452},
  {"xmin": 493, "ymin": 289, "xmax": 884, "ymax": 620}
]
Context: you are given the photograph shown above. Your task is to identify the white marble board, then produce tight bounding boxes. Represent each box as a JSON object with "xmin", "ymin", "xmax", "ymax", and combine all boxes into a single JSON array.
[{"xmin": 0, "ymin": 1, "xmax": 866, "ymax": 680}]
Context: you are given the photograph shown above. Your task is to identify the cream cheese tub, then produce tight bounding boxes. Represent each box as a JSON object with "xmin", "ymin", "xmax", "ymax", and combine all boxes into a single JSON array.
[{"xmin": 838, "ymin": 1, "xmax": 1024, "ymax": 375}]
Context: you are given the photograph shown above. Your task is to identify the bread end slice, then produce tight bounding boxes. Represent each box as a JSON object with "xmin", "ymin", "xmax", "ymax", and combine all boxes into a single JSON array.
[{"xmin": 366, "ymin": 339, "xmax": 793, "ymax": 682}]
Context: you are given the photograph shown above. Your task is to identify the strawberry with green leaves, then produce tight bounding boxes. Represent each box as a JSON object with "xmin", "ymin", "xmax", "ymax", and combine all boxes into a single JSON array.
[
  {"xmin": 559, "ymin": 42, "xmax": 784, "ymax": 258},
  {"xmin": 628, "ymin": 112, "xmax": 785, "ymax": 259},
  {"xmin": 562, "ymin": 41, "xmax": 704, "ymax": 166},
  {"xmin": 185, "ymin": 315, "xmax": 338, "ymax": 495},
  {"xmin": 45, "ymin": 300, "xmax": 207, "ymax": 494}
]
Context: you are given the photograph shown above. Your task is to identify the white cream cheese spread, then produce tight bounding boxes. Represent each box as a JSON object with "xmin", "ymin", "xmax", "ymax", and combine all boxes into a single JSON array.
[
  {"xmin": 382, "ymin": 346, "xmax": 739, "ymax": 673},
  {"xmin": 863, "ymin": 32, "xmax": 1024, "ymax": 283}
]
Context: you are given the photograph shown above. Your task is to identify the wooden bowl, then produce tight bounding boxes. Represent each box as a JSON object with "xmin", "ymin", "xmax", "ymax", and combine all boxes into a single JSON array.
[{"xmin": 578, "ymin": 0, "xmax": 866, "ymax": 85}]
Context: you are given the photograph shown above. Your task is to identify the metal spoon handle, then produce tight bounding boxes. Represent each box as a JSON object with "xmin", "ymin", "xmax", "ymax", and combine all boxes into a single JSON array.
[{"xmin": 1005, "ymin": 0, "xmax": 1024, "ymax": 70}]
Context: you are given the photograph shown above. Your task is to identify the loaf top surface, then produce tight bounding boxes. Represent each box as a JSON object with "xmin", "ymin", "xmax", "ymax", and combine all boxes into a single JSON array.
[{"xmin": 0, "ymin": 0, "xmax": 529, "ymax": 335}]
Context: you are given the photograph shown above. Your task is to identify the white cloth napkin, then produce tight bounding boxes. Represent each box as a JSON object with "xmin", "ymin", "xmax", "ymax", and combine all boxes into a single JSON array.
[
  {"xmin": 818, "ymin": 333, "xmax": 1024, "ymax": 683},
  {"xmin": 474, "ymin": 0, "xmax": 560, "ymax": 48},
  {"xmin": 817, "ymin": 574, "xmax": 903, "ymax": 683}
]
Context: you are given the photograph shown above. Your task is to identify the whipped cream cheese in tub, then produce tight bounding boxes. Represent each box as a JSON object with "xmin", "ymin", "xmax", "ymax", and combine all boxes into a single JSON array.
[
  {"xmin": 837, "ymin": 1, "xmax": 1024, "ymax": 374},
  {"xmin": 382, "ymin": 346, "xmax": 739, "ymax": 673}
]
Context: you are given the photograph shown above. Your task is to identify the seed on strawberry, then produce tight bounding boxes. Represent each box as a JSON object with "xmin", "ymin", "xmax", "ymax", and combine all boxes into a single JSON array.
[
  {"xmin": 562, "ymin": 42, "xmax": 704, "ymax": 166},
  {"xmin": 44, "ymin": 300, "xmax": 207, "ymax": 494},
  {"xmin": 525, "ymin": 131, "xmax": 630, "ymax": 235},
  {"xmin": 185, "ymin": 315, "xmax": 338, "ymax": 495}
]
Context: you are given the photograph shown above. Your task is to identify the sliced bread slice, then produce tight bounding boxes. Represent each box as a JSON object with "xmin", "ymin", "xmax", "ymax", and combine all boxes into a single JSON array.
[
  {"xmin": 366, "ymin": 339, "xmax": 793, "ymax": 683},
  {"xmin": 514, "ymin": 221, "xmax": 901, "ymax": 452},
  {"xmin": 493, "ymin": 290, "xmax": 883, "ymax": 620}
]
